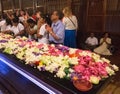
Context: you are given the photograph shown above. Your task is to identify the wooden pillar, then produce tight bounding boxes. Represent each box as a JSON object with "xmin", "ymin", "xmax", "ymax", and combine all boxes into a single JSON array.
[
  {"xmin": 67, "ymin": 0, "xmax": 72, "ymax": 7},
  {"xmin": 0, "ymin": 0, "xmax": 3, "ymax": 17},
  {"xmin": 19, "ymin": 0, "xmax": 22, "ymax": 10},
  {"xmin": 11, "ymin": 0, "xmax": 15, "ymax": 12},
  {"xmin": 33, "ymin": 0, "xmax": 37, "ymax": 13}
]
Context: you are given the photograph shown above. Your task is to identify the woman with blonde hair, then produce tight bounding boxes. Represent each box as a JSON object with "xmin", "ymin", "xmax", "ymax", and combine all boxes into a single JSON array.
[{"xmin": 62, "ymin": 7, "xmax": 78, "ymax": 48}]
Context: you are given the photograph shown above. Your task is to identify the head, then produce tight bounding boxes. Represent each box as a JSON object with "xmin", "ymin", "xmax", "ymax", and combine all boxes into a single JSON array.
[
  {"xmin": 63, "ymin": 7, "xmax": 72, "ymax": 17},
  {"xmin": 35, "ymin": 10, "xmax": 42, "ymax": 19},
  {"xmin": 27, "ymin": 18, "xmax": 36, "ymax": 28},
  {"xmin": 6, "ymin": 18, "xmax": 12, "ymax": 26},
  {"xmin": 2, "ymin": 12, "xmax": 8, "ymax": 19},
  {"xmin": 90, "ymin": 33, "xmax": 94, "ymax": 38},
  {"xmin": 20, "ymin": 9, "xmax": 25, "ymax": 16},
  {"xmin": 39, "ymin": 14, "xmax": 47, "ymax": 24},
  {"xmin": 12, "ymin": 17, "xmax": 19, "ymax": 26},
  {"xmin": 104, "ymin": 32, "xmax": 109, "ymax": 38},
  {"xmin": 51, "ymin": 10, "xmax": 63, "ymax": 22}
]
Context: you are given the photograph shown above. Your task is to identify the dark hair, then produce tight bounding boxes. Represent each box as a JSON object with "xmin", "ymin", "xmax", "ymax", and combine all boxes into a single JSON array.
[
  {"xmin": 2, "ymin": 12, "xmax": 8, "ymax": 19},
  {"xmin": 45, "ymin": 13, "xmax": 52, "ymax": 26},
  {"xmin": 27, "ymin": 18, "xmax": 36, "ymax": 24},
  {"xmin": 35, "ymin": 10, "xmax": 42, "ymax": 15},
  {"xmin": 12, "ymin": 17, "xmax": 19, "ymax": 23},
  {"xmin": 6, "ymin": 18, "xmax": 12, "ymax": 25},
  {"xmin": 40, "ymin": 14, "xmax": 52, "ymax": 26},
  {"xmin": 54, "ymin": 10, "xmax": 64, "ymax": 20}
]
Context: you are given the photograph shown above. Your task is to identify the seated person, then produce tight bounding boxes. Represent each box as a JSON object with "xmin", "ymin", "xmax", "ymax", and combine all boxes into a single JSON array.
[
  {"xmin": 37, "ymin": 14, "xmax": 49, "ymax": 44},
  {"xmin": 26, "ymin": 18, "xmax": 37, "ymax": 40},
  {"xmin": 10, "ymin": 17, "xmax": 25, "ymax": 37},
  {"xmin": 94, "ymin": 32, "xmax": 112, "ymax": 55},
  {"xmin": 85, "ymin": 33, "xmax": 98, "ymax": 51}
]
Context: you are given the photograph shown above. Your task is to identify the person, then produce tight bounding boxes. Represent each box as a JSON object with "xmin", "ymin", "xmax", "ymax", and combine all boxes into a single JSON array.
[
  {"xmin": 37, "ymin": 14, "xmax": 49, "ymax": 44},
  {"xmin": 26, "ymin": 18, "xmax": 37, "ymax": 40},
  {"xmin": 35, "ymin": 10, "xmax": 42, "ymax": 30},
  {"xmin": 62, "ymin": 7, "xmax": 78, "ymax": 48},
  {"xmin": 10, "ymin": 17, "xmax": 25, "ymax": 37},
  {"xmin": 46, "ymin": 10, "xmax": 65, "ymax": 44},
  {"xmin": 94, "ymin": 32, "xmax": 112, "ymax": 55},
  {"xmin": 19, "ymin": 9, "xmax": 25, "ymax": 23},
  {"xmin": 0, "ymin": 13, "xmax": 8, "ymax": 32},
  {"xmin": 1, "ymin": 18, "xmax": 12, "ymax": 34},
  {"xmin": 85, "ymin": 33, "xmax": 98, "ymax": 51}
]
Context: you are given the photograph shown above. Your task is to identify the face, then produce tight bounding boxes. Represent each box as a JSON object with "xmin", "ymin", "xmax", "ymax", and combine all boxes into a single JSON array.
[
  {"xmin": 12, "ymin": 22, "xmax": 18, "ymax": 27},
  {"xmin": 39, "ymin": 18, "xmax": 45, "ymax": 24},
  {"xmin": 90, "ymin": 33, "xmax": 94, "ymax": 38},
  {"xmin": 20, "ymin": 10, "xmax": 25, "ymax": 16},
  {"xmin": 104, "ymin": 33, "xmax": 108, "ymax": 37},
  {"xmin": 36, "ymin": 12, "xmax": 41, "ymax": 19},
  {"xmin": 51, "ymin": 11, "xmax": 58, "ymax": 21},
  {"xmin": 29, "ymin": 23, "xmax": 34, "ymax": 28}
]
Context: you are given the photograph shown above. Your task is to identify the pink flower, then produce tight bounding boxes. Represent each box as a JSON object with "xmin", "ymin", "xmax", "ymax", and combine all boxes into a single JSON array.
[{"xmin": 74, "ymin": 65, "xmax": 85, "ymax": 73}]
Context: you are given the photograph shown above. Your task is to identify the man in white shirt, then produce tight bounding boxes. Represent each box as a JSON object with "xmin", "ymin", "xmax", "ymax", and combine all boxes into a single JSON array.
[{"xmin": 85, "ymin": 33, "xmax": 98, "ymax": 51}]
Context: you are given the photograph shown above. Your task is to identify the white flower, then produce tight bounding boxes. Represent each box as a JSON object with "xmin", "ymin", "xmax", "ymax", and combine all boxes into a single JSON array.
[
  {"xmin": 69, "ymin": 48, "xmax": 77, "ymax": 54},
  {"xmin": 56, "ymin": 68, "xmax": 66, "ymax": 78},
  {"xmin": 69, "ymin": 57, "xmax": 78, "ymax": 65},
  {"xmin": 101, "ymin": 58, "xmax": 110, "ymax": 63},
  {"xmin": 112, "ymin": 64, "xmax": 119, "ymax": 71},
  {"xmin": 90, "ymin": 75, "xmax": 100, "ymax": 84},
  {"xmin": 106, "ymin": 66, "xmax": 115, "ymax": 76}
]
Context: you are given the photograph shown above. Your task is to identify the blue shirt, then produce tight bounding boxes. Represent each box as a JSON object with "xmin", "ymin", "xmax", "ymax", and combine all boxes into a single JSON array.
[{"xmin": 49, "ymin": 20, "xmax": 65, "ymax": 44}]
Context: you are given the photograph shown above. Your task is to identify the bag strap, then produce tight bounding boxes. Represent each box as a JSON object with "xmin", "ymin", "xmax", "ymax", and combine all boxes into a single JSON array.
[{"xmin": 68, "ymin": 17, "xmax": 76, "ymax": 28}]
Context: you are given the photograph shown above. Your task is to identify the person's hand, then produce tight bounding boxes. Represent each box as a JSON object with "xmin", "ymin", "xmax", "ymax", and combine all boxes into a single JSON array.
[
  {"xmin": 46, "ymin": 25, "xmax": 53, "ymax": 33},
  {"xmin": 103, "ymin": 38, "xmax": 106, "ymax": 42}
]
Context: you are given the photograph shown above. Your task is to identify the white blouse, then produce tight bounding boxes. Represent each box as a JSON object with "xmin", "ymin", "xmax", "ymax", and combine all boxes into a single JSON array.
[
  {"xmin": 0, "ymin": 20, "xmax": 6, "ymax": 31},
  {"xmin": 38, "ymin": 24, "xmax": 49, "ymax": 44},
  {"xmin": 10, "ymin": 23, "xmax": 24, "ymax": 35},
  {"xmin": 62, "ymin": 15, "xmax": 78, "ymax": 30}
]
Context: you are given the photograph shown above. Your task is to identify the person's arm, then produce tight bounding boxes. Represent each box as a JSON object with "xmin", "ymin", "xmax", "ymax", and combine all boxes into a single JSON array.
[
  {"xmin": 46, "ymin": 25, "xmax": 60, "ymax": 40},
  {"xmin": 15, "ymin": 30, "xmax": 24, "ymax": 37},
  {"xmin": 2, "ymin": 30, "xmax": 11, "ymax": 34},
  {"xmin": 95, "ymin": 38, "xmax": 98, "ymax": 45},
  {"xmin": 26, "ymin": 26, "xmax": 37, "ymax": 35},
  {"xmin": 37, "ymin": 25, "xmax": 45, "ymax": 39},
  {"xmin": 105, "ymin": 38, "xmax": 111, "ymax": 45}
]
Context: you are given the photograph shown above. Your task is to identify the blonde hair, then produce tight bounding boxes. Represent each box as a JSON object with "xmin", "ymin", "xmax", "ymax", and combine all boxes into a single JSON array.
[{"xmin": 63, "ymin": 7, "xmax": 72, "ymax": 17}]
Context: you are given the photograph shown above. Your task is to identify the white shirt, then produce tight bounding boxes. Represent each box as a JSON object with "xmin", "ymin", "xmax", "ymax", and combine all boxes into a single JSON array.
[
  {"xmin": 38, "ymin": 24, "xmax": 49, "ymax": 44},
  {"xmin": 0, "ymin": 20, "xmax": 6, "ymax": 31},
  {"xmin": 85, "ymin": 37, "xmax": 98, "ymax": 46},
  {"xmin": 5, "ymin": 25, "xmax": 12, "ymax": 31},
  {"xmin": 10, "ymin": 23, "xmax": 24, "ymax": 35},
  {"xmin": 62, "ymin": 15, "xmax": 78, "ymax": 30},
  {"xmin": 19, "ymin": 16, "xmax": 25, "ymax": 23}
]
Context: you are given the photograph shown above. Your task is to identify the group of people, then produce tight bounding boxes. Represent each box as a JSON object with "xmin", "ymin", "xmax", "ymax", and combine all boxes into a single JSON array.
[
  {"xmin": 0, "ymin": 7, "xmax": 78, "ymax": 48},
  {"xmin": 85, "ymin": 32, "xmax": 112, "ymax": 55},
  {"xmin": 0, "ymin": 7, "xmax": 113, "ymax": 56}
]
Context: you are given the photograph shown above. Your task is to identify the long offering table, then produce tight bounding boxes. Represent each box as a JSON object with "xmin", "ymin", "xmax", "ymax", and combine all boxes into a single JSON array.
[{"xmin": 0, "ymin": 52, "xmax": 111, "ymax": 94}]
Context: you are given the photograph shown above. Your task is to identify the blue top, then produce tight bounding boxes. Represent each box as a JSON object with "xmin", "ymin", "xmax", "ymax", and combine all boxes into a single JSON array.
[{"xmin": 49, "ymin": 20, "xmax": 65, "ymax": 44}]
